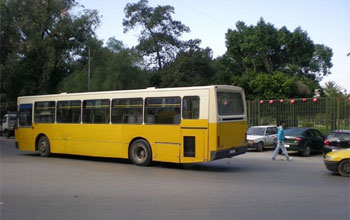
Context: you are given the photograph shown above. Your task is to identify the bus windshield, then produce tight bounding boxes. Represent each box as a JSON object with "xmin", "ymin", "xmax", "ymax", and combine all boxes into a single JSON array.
[{"xmin": 217, "ymin": 92, "xmax": 244, "ymax": 115}]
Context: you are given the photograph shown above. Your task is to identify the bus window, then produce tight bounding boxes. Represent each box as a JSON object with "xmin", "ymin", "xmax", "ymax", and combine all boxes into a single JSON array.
[
  {"xmin": 34, "ymin": 101, "xmax": 55, "ymax": 123},
  {"xmin": 217, "ymin": 92, "xmax": 244, "ymax": 115},
  {"xmin": 145, "ymin": 97, "xmax": 181, "ymax": 124},
  {"xmin": 19, "ymin": 104, "xmax": 32, "ymax": 126},
  {"xmin": 111, "ymin": 98, "xmax": 143, "ymax": 124},
  {"xmin": 57, "ymin": 100, "xmax": 81, "ymax": 123},
  {"xmin": 183, "ymin": 96, "xmax": 200, "ymax": 119},
  {"xmin": 83, "ymin": 99, "xmax": 110, "ymax": 124}
]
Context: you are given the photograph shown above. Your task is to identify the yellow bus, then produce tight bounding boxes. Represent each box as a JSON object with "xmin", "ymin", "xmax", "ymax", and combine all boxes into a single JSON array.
[{"xmin": 15, "ymin": 85, "xmax": 247, "ymax": 166}]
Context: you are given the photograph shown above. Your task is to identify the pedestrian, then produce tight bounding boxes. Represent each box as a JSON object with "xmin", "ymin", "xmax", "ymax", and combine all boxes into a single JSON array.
[{"xmin": 272, "ymin": 121, "xmax": 292, "ymax": 161}]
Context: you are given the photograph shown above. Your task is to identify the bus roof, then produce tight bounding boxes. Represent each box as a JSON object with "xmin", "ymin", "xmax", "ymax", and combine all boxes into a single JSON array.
[{"xmin": 17, "ymin": 85, "xmax": 243, "ymax": 100}]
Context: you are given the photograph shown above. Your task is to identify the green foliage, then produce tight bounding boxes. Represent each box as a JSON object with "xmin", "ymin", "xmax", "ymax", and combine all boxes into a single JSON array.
[
  {"xmin": 222, "ymin": 18, "xmax": 333, "ymax": 99},
  {"xmin": 1, "ymin": 0, "xmax": 100, "ymax": 113},
  {"xmin": 160, "ymin": 47, "xmax": 215, "ymax": 87},
  {"xmin": 59, "ymin": 38, "xmax": 148, "ymax": 92},
  {"xmin": 123, "ymin": 0, "xmax": 190, "ymax": 71},
  {"xmin": 323, "ymin": 81, "xmax": 344, "ymax": 97},
  {"xmin": 248, "ymin": 71, "xmax": 297, "ymax": 99},
  {"xmin": 0, "ymin": 0, "xmax": 335, "ymax": 116}
]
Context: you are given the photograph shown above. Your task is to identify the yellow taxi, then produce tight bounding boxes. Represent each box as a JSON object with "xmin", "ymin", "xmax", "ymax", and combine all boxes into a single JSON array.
[{"xmin": 324, "ymin": 149, "xmax": 350, "ymax": 177}]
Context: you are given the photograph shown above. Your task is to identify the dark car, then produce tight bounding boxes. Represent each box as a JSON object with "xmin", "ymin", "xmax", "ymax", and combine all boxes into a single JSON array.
[
  {"xmin": 323, "ymin": 130, "xmax": 350, "ymax": 155},
  {"xmin": 275, "ymin": 127, "xmax": 325, "ymax": 157}
]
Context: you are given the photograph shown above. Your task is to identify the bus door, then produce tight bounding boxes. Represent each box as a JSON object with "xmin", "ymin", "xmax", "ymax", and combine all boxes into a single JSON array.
[
  {"xmin": 17, "ymin": 104, "xmax": 35, "ymax": 151},
  {"xmin": 180, "ymin": 96, "xmax": 207, "ymax": 163}
]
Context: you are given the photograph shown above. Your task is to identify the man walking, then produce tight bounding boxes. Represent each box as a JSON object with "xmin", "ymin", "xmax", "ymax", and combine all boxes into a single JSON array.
[{"xmin": 272, "ymin": 121, "xmax": 292, "ymax": 161}]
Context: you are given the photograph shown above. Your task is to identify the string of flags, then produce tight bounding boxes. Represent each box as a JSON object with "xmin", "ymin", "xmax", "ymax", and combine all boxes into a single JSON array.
[{"xmin": 259, "ymin": 96, "xmax": 350, "ymax": 104}]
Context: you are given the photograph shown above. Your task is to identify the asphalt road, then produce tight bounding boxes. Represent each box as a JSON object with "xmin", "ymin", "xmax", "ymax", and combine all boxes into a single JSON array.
[{"xmin": 1, "ymin": 137, "xmax": 349, "ymax": 220}]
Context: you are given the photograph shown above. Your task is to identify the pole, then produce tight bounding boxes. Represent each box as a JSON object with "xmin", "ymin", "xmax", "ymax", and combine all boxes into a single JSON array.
[{"xmin": 88, "ymin": 46, "xmax": 91, "ymax": 91}]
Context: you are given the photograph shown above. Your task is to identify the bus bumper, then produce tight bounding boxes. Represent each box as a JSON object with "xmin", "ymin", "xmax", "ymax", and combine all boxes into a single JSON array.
[{"xmin": 210, "ymin": 146, "xmax": 247, "ymax": 161}]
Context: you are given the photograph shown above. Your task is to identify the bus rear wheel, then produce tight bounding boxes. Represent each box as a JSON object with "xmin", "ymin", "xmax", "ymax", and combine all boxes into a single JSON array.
[
  {"xmin": 129, "ymin": 139, "xmax": 152, "ymax": 166},
  {"xmin": 38, "ymin": 135, "xmax": 51, "ymax": 157}
]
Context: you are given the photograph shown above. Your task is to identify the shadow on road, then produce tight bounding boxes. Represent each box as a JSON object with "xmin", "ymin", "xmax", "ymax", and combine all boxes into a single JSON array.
[
  {"xmin": 19, "ymin": 152, "xmax": 266, "ymax": 173},
  {"xmin": 22, "ymin": 152, "xmax": 132, "ymax": 165}
]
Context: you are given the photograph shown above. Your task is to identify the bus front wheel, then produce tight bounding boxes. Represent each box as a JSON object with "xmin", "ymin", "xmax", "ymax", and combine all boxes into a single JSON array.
[
  {"xmin": 38, "ymin": 135, "xmax": 51, "ymax": 157},
  {"xmin": 129, "ymin": 139, "xmax": 152, "ymax": 166}
]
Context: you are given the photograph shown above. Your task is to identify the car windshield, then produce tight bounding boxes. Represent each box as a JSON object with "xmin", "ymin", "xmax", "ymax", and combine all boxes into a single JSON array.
[
  {"xmin": 327, "ymin": 132, "xmax": 350, "ymax": 141},
  {"xmin": 284, "ymin": 128, "xmax": 305, "ymax": 136},
  {"xmin": 9, "ymin": 116, "xmax": 16, "ymax": 123},
  {"xmin": 247, "ymin": 127, "xmax": 265, "ymax": 135}
]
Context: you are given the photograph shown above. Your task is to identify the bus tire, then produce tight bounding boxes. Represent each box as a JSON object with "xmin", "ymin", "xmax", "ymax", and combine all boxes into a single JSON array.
[
  {"xmin": 129, "ymin": 139, "xmax": 152, "ymax": 166},
  {"xmin": 38, "ymin": 135, "xmax": 51, "ymax": 157}
]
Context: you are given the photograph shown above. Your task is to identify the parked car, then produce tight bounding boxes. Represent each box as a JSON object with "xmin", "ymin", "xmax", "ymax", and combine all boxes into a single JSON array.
[
  {"xmin": 1, "ymin": 113, "xmax": 17, "ymax": 138},
  {"xmin": 323, "ymin": 130, "xmax": 350, "ymax": 155},
  {"xmin": 274, "ymin": 127, "xmax": 325, "ymax": 157},
  {"xmin": 324, "ymin": 149, "xmax": 350, "ymax": 177},
  {"xmin": 247, "ymin": 126, "xmax": 278, "ymax": 152}
]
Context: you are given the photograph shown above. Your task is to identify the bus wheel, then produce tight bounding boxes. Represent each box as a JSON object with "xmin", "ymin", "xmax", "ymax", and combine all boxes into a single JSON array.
[
  {"xmin": 129, "ymin": 139, "xmax": 152, "ymax": 166},
  {"xmin": 38, "ymin": 135, "xmax": 51, "ymax": 157}
]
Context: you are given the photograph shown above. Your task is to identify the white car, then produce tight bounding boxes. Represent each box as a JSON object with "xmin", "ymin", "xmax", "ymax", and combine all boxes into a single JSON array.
[{"xmin": 247, "ymin": 126, "xmax": 278, "ymax": 151}]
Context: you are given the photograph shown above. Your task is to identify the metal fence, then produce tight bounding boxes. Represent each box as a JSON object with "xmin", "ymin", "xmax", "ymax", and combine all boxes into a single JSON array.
[{"xmin": 247, "ymin": 97, "xmax": 350, "ymax": 134}]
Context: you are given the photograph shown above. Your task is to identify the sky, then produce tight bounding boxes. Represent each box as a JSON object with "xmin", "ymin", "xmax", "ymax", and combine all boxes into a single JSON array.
[{"xmin": 77, "ymin": 0, "xmax": 350, "ymax": 93}]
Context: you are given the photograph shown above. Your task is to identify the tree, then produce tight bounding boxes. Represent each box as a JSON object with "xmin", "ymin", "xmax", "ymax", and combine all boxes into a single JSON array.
[
  {"xmin": 0, "ymin": 0, "xmax": 100, "ymax": 113},
  {"xmin": 123, "ymin": 0, "xmax": 190, "ymax": 71},
  {"xmin": 58, "ymin": 38, "xmax": 148, "ymax": 92},
  {"xmin": 222, "ymin": 18, "xmax": 333, "ymax": 99},
  {"xmin": 160, "ymin": 46, "xmax": 214, "ymax": 87},
  {"xmin": 248, "ymin": 71, "xmax": 297, "ymax": 99},
  {"xmin": 323, "ymin": 81, "xmax": 344, "ymax": 97}
]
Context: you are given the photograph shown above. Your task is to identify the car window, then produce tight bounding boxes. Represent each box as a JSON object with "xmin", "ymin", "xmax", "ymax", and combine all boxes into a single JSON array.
[
  {"xmin": 266, "ymin": 128, "xmax": 276, "ymax": 135},
  {"xmin": 266, "ymin": 128, "xmax": 271, "ymax": 135},
  {"xmin": 312, "ymin": 130, "xmax": 324, "ymax": 140},
  {"xmin": 329, "ymin": 132, "xmax": 350, "ymax": 141},
  {"xmin": 9, "ymin": 116, "xmax": 16, "ymax": 123},
  {"xmin": 327, "ymin": 133, "xmax": 336, "ymax": 139},
  {"xmin": 341, "ymin": 134, "xmax": 350, "ymax": 141},
  {"xmin": 284, "ymin": 128, "xmax": 305, "ymax": 136},
  {"xmin": 270, "ymin": 127, "xmax": 277, "ymax": 135},
  {"xmin": 304, "ymin": 130, "xmax": 313, "ymax": 137}
]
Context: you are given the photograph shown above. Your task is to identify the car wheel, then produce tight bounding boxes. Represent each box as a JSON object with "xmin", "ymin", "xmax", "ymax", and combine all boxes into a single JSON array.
[
  {"xmin": 38, "ymin": 135, "xmax": 51, "ymax": 157},
  {"xmin": 257, "ymin": 142, "xmax": 264, "ymax": 152},
  {"xmin": 338, "ymin": 159, "xmax": 350, "ymax": 177},
  {"xmin": 129, "ymin": 139, "xmax": 152, "ymax": 166},
  {"xmin": 301, "ymin": 144, "xmax": 311, "ymax": 157}
]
